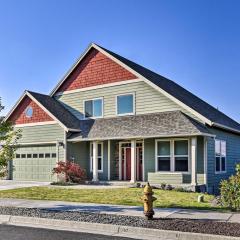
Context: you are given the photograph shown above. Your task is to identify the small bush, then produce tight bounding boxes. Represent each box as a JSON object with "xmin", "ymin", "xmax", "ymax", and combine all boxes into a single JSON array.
[
  {"xmin": 165, "ymin": 184, "xmax": 173, "ymax": 191},
  {"xmin": 52, "ymin": 161, "xmax": 86, "ymax": 183},
  {"xmin": 220, "ymin": 164, "xmax": 240, "ymax": 211},
  {"xmin": 160, "ymin": 183, "xmax": 166, "ymax": 190}
]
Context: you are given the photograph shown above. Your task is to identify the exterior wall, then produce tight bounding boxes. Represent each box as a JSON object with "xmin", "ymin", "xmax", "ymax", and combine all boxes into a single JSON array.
[
  {"xmin": 9, "ymin": 96, "xmax": 53, "ymax": 124},
  {"xmin": 56, "ymin": 81, "xmax": 202, "ymax": 122},
  {"xmin": 56, "ymin": 48, "xmax": 136, "ymax": 93},
  {"xmin": 207, "ymin": 128, "xmax": 240, "ymax": 194},
  {"xmin": 68, "ymin": 141, "xmax": 109, "ymax": 181},
  {"xmin": 145, "ymin": 137, "xmax": 205, "ymax": 186}
]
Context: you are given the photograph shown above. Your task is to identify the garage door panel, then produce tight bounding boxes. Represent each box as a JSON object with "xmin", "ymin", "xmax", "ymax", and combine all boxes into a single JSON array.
[{"xmin": 12, "ymin": 145, "xmax": 57, "ymax": 181}]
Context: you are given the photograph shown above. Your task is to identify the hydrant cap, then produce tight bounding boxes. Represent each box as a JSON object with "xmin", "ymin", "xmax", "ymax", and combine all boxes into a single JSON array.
[{"xmin": 144, "ymin": 182, "xmax": 153, "ymax": 194}]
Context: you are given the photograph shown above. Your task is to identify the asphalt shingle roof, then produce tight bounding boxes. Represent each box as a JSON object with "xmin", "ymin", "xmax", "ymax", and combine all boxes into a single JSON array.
[
  {"xmin": 97, "ymin": 45, "xmax": 240, "ymax": 132},
  {"xmin": 68, "ymin": 111, "xmax": 212, "ymax": 141},
  {"xmin": 28, "ymin": 91, "xmax": 80, "ymax": 130}
]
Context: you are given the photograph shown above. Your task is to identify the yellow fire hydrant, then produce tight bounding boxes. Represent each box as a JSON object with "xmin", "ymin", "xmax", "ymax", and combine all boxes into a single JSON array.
[{"xmin": 141, "ymin": 182, "xmax": 157, "ymax": 220}]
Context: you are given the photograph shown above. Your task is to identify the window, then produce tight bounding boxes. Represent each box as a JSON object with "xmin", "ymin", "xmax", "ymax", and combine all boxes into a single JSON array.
[
  {"xmin": 90, "ymin": 142, "xmax": 103, "ymax": 172},
  {"xmin": 215, "ymin": 140, "xmax": 226, "ymax": 173},
  {"xmin": 156, "ymin": 139, "xmax": 189, "ymax": 172},
  {"xmin": 33, "ymin": 154, "xmax": 38, "ymax": 158},
  {"xmin": 174, "ymin": 140, "xmax": 189, "ymax": 172},
  {"xmin": 45, "ymin": 153, "xmax": 51, "ymax": 158},
  {"xmin": 157, "ymin": 141, "xmax": 171, "ymax": 171},
  {"xmin": 21, "ymin": 154, "xmax": 26, "ymax": 158},
  {"xmin": 39, "ymin": 153, "xmax": 44, "ymax": 158},
  {"xmin": 27, "ymin": 154, "xmax": 32, "ymax": 158},
  {"xmin": 52, "ymin": 153, "xmax": 57, "ymax": 158},
  {"xmin": 84, "ymin": 98, "xmax": 103, "ymax": 118},
  {"xmin": 116, "ymin": 94, "xmax": 134, "ymax": 115},
  {"xmin": 25, "ymin": 106, "xmax": 33, "ymax": 118},
  {"xmin": 16, "ymin": 154, "xmax": 20, "ymax": 158}
]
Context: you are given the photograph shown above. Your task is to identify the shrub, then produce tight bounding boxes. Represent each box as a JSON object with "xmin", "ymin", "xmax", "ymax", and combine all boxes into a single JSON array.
[
  {"xmin": 52, "ymin": 161, "xmax": 86, "ymax": 183},
  {"xmin": 220, "ymin": 164, "xmax": 240, "ymax": 211},
  {"xmin": 160, "ymin": 183, "xmax": 166, "ymax": 190}
]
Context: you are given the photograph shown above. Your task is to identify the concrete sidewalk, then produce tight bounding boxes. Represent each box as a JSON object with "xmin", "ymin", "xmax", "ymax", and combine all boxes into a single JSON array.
[{"xmin": 0, "ymin": 198, "xmax": 238, "ymax": 223}]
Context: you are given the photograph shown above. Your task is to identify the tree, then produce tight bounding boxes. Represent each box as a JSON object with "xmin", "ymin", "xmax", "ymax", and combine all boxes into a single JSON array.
[{"xmin": 0, "ymin": 98, "xmax": 21, "ymax": 178}]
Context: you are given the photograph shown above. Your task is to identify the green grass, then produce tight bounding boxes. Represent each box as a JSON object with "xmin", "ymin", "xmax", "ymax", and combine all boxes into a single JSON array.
[{"xmin": 0, "ymin": 186, "xmax": 224, "ymax": 211}]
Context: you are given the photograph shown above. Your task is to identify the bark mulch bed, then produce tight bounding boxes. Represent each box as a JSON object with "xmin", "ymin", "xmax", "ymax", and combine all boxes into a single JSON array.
[{"xmin": 0, "ymin": 207, "xmax": 239, "ymax": 238}]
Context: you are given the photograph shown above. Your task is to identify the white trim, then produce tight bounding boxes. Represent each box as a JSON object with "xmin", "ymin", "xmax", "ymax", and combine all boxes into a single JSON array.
[
  {"xmin": 15, "ymin": 141, "xmax": 57, "ymax": 146},
  {"xmin": 204, "ymin": 137, "xmax": 208, "ymax": 186},
  {"xmin": 68, "ymin": 133, "xmax": 216, "ymax": 143},
  {"xmin": 92, "ymin": 141, "xmax": 99, "ymax": 182},
  {"xmin": 142, "ymin": 139, "xmax": 145, "ymax": 182},
  {"xmin": 54, "ymin": 79, "xmax": 141, "ymax": 96},
  {"xmin": 118, "ymin": 142, "xmax": 122, "ymax": 180},
  {"xmin": 212, "ymin": 122, "xmax": 240, "ymax": 135},
  {"xmin": 191, "ymin": 137, "xmax": 197, "ymax": 185},
  {"xmin": 214, "ymin": 139, "xmax": 227, "ymax": 174},
  {"xmin": 155, "ymin": 138, "xmax": 190, "ymax": 173},
  {"xmin": 90, "ymin": 142, "xmax": 103, "ymax": 173},
  {"xmin": 63, "ymin": 130, "xmax": 67, "ymax": 162},
  {"xmin": 115, "ymin": 92, "xmax": 135, "ymax": 116},
  {"xmin": 83, "ymin": 97, "xmax": 104, "ymax": 119},
  {"xmin": 15, "ymin": 121, "xmax": 57, "ymax": 128},
  {"xmin": 130, "ymin": 139, "xmax": 137, "ymax": 183},
  {"xmin": 108, "ymin": 140, "xmax": 111, "ymax": 181}
]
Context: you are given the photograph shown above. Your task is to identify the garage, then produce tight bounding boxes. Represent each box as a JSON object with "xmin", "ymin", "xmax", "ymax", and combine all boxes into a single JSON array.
[{"xmin": 12, "ymin": 145, "xmax": 57, "ymax": 181}]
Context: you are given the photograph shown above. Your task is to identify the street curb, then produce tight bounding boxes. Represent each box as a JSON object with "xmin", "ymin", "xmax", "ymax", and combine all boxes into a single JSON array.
[{"xmin": 0, "ymin": 214, "xmax": 239, "ymax": 240}]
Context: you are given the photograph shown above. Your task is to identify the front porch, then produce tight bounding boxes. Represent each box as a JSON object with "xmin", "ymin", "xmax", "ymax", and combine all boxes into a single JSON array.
[{"xmin": 67, "ymin": 136, "xmax": 208, "ymax": 191}]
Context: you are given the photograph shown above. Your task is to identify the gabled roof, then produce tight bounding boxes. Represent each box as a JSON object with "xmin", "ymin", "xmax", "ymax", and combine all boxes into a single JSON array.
[
  {"xmin": 97, "ymin": 45, "xmax": 240, "ymax": 133},
  {"xmin": 68, "ymin": 111, "xmax": 214, "ymax": 141},
  {"xmin": 5, "ymin": 91, "xmax": 80, "ymax": 132},
  {"xmin": 50, "ymin": 43, "xmax": 240, "ymax": 134}
]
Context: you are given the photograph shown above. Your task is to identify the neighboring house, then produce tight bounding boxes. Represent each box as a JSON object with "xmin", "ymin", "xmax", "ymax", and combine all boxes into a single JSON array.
[{"xmin": 4, "ymin": 43, "xmax": 240, "ymax": 194}]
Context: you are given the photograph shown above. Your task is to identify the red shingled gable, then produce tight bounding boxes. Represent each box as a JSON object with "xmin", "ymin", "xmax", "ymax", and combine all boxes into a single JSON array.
[
  {"xmin": 8, "ymin": 96, "xmax": 53, "ymax": 124},
  {"xmin": 56, "ymin": 48, "xmax": 137, "ymax": 93}
]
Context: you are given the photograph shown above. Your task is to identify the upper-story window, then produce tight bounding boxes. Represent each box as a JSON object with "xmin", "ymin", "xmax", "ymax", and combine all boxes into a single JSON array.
[
  {"xmin": 25, "ymin": 106, "xmax": 33, "ymax": 118},
  {"xmin": 84, "ymin": 98, "xmax": 103, "ymax": 118},
  {"xmin": 116, "ymin": 93, "xmax": 134, "ymax": 116},
  {"xmin": 215, "ymin": 139, "xmax": 226, "ymax": 173}
]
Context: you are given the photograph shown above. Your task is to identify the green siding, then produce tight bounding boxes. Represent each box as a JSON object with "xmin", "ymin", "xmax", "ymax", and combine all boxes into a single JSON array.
[
  {"xmin": 55, "ymin": 81, "xmax": 202, "ymax": 122},
  {"xmin": 144, "ymin": 138, "xmax": 155, "ymax": 181},
  {"xmin": 207, "ymin": 128, "xmax": 240, "ymax": 194},
  {"xmin": 16, "ymin": 124, "xmax": 64, "ymax": 144}
]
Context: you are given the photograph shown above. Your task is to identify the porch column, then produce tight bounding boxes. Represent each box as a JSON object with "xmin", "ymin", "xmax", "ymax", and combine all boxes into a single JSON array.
[
  {"xmin": 108, "ymin": 140, "xmax": 111, "ymax": 181},
  {"xmin": 92, "ymin": 141, "xmax": 99, "ymax": 182},
  {"xmin": 191, "ymin": 137, "xmax": 197, "ymax": 185},
  {"xmin": 130, "ymin": 139, "xmax": 136, "ymax": 183}
]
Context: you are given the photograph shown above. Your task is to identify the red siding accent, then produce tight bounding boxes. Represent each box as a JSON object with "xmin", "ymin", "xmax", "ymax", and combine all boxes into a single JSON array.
[
  {"xmin": 9, "ymin": 96, "xmax": 53, "ymax": 124},
  {"xmin": 57, "ymin": 48, "xmax": 137, "ymax": 93}
]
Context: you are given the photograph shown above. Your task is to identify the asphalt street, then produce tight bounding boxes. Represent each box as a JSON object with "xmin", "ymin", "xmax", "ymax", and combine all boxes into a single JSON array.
[{"xmin": 0, "ymin": 224, "xmax": 138, "ymax": 240}]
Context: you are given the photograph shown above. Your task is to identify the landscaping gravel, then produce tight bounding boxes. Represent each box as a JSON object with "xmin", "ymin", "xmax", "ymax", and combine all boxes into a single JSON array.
[{"xmin": 0, "ymin": 206, "xmax": 239, "ymax": 237}]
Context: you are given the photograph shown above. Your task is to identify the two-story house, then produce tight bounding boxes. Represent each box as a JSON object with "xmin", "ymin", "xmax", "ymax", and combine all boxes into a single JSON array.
[{"xmin": 5, "ymin": 43, "xmax": 240, "ymax": 194}]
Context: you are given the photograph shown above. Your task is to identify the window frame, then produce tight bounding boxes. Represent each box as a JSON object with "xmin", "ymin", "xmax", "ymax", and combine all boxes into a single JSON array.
[
  {"xmin": 215, "ymin": 139, "xmax": 227, "ymax": 174},
  {"xmin": 83, "ymin": 97, "xmax": 104, "ymax": 119},
  {"xmin": 173, "ymin": 139, "xmax": 190, "ymax": 172},
  {"xmin": 115, "ymin": 93, "xmax": 135, "ymax": 116},
  {"xmin": 155, "ymin": 138, "xmax": 190, "ymax": 173},
  {"xmin": 90, "ymin": 142, "xmax": 103, "ymax": 172}
]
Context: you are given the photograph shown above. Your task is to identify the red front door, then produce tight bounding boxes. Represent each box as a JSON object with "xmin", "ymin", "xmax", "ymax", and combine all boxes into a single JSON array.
[{"xmin": 125, "ymin": 148, "xmax": 131, "ymax": 180}]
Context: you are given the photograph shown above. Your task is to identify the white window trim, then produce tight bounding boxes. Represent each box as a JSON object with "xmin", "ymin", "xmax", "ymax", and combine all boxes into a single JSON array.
[
  {"xmin": 90, "ymin": 142, "xmax": 103, "ymax": 172},
  {"xmin": 215, "ymin": 139, "xmax": 227, "ymax": 174},
  {"xmin": 83, "ymin": 97, "xmax": 104, "ymax": 119},
  {"xmin": 155, "ymin": 138, "xmax": 190, "ymax": 173},
  {"xmin": 115, "ymin": 93, "xmax": 135, "ymax": 116}
]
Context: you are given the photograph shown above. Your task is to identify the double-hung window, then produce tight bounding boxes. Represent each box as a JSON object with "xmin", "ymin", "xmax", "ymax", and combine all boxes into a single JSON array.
[
  {"xmin": 156, "ymin": 139, "xmax": 189, "ymax": 172},
  {"xmin": 174, "ymin": 140, "xmax": 189, "ymax": 172},
  {"xmin": 90, "ymin": 142, "xmax": 103, "ymax": 172},
  {"xmin": 157, "ymin": 141, "xmax": 171, "ymax": 171},
  {"xmin": 215, "ymin": 140, "xmax": 226, "ymax": 173},
  {"xmin": 84, "ymin": 98, "xmax": 103, "ymax": 118},
  {"xmin": 116, "ymin": 93, "xmax": 134, "ymax": 116}
]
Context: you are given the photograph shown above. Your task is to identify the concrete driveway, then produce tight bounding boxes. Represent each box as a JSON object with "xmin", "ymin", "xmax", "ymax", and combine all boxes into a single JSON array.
[{"xmin": 0, "ymin": 180, "xmax": 50, "ymax": 191}]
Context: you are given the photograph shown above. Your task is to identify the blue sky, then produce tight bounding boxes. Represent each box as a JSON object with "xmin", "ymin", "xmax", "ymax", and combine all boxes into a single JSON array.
[{"xmin": 0, "ymin": 0, "xmax": 240, "ymax": 121}]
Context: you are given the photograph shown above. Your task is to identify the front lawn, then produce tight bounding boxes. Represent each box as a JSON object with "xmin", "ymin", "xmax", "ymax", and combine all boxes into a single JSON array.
[{"xmin": 0, "ymin": 186, "xmax": 222, "ymax": 211}]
